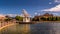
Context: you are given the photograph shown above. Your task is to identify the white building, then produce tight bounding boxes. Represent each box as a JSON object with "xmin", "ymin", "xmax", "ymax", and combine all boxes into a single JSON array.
[{"xmin": 22, "ymin": 9, "xmax": 30, "ymax": 22}]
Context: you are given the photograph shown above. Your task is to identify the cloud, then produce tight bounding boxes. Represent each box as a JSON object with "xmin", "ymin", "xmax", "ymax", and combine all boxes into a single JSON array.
[
  {"xmin": 49, "ymin": 2, "xmax": 52, "ymax": 4},
  {"xmin": 54, "ymin": 0, "xmax": 60, "ymax": 3},
  {"xmin": 0, "ymin": 14, "xmax": 21, "ymax": 17},
  {"xmin": 41, "ymin": 4, "xmax": 60, "ymax": 12},
  {"xmin": 53, "ymin": 13, "xmax": 59, "ymax": 16},
  {"xmin": 34, "ymin": 12, "xmax": 37, "ymax": 15},
  {"xmin": 6, "ymin": 14, "xmax": 17, "ymax": 17}
]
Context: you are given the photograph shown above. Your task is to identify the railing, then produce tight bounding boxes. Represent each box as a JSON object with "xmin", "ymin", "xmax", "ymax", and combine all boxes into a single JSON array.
[{"xmin": 0, "ymin": 21, "xmax": 16, "ymax": 28}]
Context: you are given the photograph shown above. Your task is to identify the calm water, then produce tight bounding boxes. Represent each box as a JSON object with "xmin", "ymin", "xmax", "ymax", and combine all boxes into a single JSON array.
[{"xmin": 1, "ymin": 22, "xmax": 60, "ymax": 34}]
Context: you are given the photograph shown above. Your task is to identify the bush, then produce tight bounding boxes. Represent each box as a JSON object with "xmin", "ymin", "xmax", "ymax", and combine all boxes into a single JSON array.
[{"xmin": 15, "ymin": 16, "xmax": 23, "ymax": 21}]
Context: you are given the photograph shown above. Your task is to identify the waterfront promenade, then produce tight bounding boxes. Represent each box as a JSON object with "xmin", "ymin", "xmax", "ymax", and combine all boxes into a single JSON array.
[{"xmin": 0, "ymin": 21, "xmax": 16, "ymax": 30}]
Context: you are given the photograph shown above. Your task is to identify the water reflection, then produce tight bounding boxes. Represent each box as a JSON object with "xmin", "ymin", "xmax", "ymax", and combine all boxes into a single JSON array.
[
  {"xmin": 1, "ymin": 22, "xmax": 60, "ymax": 34},
  {"xmin": 30, "ymin": 22, "xmax": 60, "ymax": 34},
  {"xmin": 1, "ymin": 24, "xmax": 30, "ymax": 34}
]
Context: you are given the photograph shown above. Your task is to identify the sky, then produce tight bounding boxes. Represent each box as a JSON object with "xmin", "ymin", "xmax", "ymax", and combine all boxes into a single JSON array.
[{"xmin": 0, "ymin": 0, "xmax": 60, "ymax": 16}]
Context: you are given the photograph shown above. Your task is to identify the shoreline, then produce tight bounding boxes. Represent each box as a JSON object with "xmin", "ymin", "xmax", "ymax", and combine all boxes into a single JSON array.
[
  {"xmin": 16, "ymin": 21, "xmax": 60, "ymax": 24},
  {"xmin": 0, "ymin": 23, "xmax": 15, "ymax": 30},
  {"xmin": 32, "ymin": 21, "xmax": 60, "ymax": 22},
  {"xmin": 31, "ymin": 21, "xmax": 60, "ymax": 23}
]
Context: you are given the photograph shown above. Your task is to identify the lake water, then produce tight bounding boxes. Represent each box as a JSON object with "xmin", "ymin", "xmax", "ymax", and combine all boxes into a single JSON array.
[{"xmin": 1, "ymin": 22, "xmax": 60, "ymax": 34}]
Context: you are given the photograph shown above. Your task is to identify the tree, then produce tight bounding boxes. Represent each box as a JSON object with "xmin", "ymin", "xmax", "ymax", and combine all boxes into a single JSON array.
[
  {"xmin": 5, "ymin": 15, "xmax": 10, "ymax": 18},
  {"xmin": 48, "ymin": 17, "xmax": 53, "ymax": 21},
  {"xmin": 40, "ymin": 17, "xmax": 46, "ymax": 21},
  {"xmin": 5, "ymin": 15, "xmax": 12, "ymax": 21},
  {"xmin": 57, "ymin": 17, "xmax": 60, "ymax": 21},
  {"xmin": 5, "ymin": 18, "xmax": 12, "ymax": 21},
  {"xmin": 15, "ymin": 16, "xmax": 23, "ymax": 21}
]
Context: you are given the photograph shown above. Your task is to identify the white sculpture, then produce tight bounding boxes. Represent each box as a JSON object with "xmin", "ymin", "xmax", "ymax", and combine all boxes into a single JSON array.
[{"xmin": 22, "ymin": 9, "xmax": 30, "ymax": 22}]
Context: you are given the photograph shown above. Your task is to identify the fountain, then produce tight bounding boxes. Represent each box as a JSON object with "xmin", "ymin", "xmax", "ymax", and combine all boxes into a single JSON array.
[
  {"xmin": 16, "ymin": 9, "xmax": 35, "ymax": 24},
  {"xmin": 22, "ymin": 9, "xmax": 30, "ymax": 22}
]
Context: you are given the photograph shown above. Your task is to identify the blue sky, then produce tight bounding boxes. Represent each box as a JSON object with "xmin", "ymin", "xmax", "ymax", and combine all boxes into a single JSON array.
[{"xmin": 0, "ymin": 0, "xmax": 60, "ymax": 16}]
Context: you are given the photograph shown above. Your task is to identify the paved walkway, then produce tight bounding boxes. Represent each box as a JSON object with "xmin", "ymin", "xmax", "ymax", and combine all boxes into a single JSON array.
[
  {"xmin": 0, "ymin": 21, "xmax": 16, "ymax": 30},
  {"xmin": 0, "ymin": 23, "xmax": 15, "ymax": 30}
]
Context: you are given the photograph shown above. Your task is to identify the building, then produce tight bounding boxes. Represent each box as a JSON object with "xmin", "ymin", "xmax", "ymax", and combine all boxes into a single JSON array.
[
  {"xmin": 33, "ymin": 13, "xmax": 53, "ymax": 21},
  {"xmin": 43, "ymin": 13, "xmax": 53, "ymax": 17},
  {"xmin": 35, "ymin": 13, "xmax": 53, "ymax": 18},
  {"xmin": 0, "ymin": 15, "xmax": 6, "ymax": 21},
  {"xmin": 22, "ymin": 9, "xmax": 30, "ymax": 22}
]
